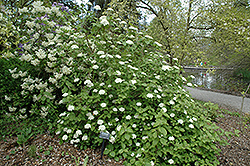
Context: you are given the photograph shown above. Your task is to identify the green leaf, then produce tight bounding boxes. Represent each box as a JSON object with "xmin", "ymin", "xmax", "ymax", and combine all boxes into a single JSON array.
[
  {"xmin": 152, "ymin": 131, "xmax": 157, "ymax": 138},
  {"xmin": 125, "ymin": 134, "xmax": 130, "ymax": 140},
  {"xmin": 158, "ymin": 127, "xmax": 167, "ymax": 135},
  {"xmin": 160, "ymin": 138, "xmax": 167, "ymax": 145},
  {"xmin": 115, "ymin": 157, "xmax": 119, "ymax": 161},
  {"xmin": 110, "ymin": 151, "xmax": 116, "ymax": 157}
]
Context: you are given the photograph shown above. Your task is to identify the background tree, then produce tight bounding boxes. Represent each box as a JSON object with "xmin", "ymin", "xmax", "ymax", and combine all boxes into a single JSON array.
[{"xmin": 206, "ymin": 0, "xmax": 250, "ymax": 77}]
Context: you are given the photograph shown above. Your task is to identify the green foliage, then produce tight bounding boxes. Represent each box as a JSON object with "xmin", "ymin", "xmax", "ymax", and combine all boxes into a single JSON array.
[
  {"xmin": 17, "ymin": 127, "xmax": 33, "ymax": 147},
  {"xmin": 206, "ymin": 0, "xmax": 250, "ymax": 70},
  {"xmin": 28, "ymin": 144, "xmax": 37, "ymax": 158},
  {"xmin": 1, "ymin": 1, "xmax": 231, "ymax": 165},
  {"xmin": 83, "ymin": 155, "xmax": 89, "ymax": 166}
]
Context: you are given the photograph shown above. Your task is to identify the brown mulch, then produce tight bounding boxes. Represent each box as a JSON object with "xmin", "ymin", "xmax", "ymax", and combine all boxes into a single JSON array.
[
  {"xmin": 0, "ymin": 108, "xmax": 249, "ymax": 166},
  {"xmin": 215, "ymin": 106, "xmax": 250, "ymax": 166}
]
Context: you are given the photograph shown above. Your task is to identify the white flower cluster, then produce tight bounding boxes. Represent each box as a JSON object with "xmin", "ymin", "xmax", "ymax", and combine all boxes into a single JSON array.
[{"xmin": 100, "ymin": 16, "xmax": 109, "ymax": 26}]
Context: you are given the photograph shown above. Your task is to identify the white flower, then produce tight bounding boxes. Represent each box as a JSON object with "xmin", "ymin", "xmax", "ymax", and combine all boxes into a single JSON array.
[
  {"xmin": 100, "ymin": 16, "xmax": 109, "ymax": 26},
  {"xmin": 93, "ymin": 89, "xmax": 98, "ymax": 93},
  {"xmin": 97, "ymin": 51, "xmax": 105, "ymax": 55},
  {"xmin": 162, "ymin": 107, "xmax": 167, "ymax": 112},
  {"xmin": 136, "ymin": 154, "xmax": 141, "ymax": 158},
  {"xmin": 71, "ymin": 45, "xmax": 79, "ymax": 49},
  {"xmin": 82, "ymin": 135, "xmax": 88, "ymax": 140},
  {"xmin": 159, "ymin": 103, "xmax": 165, "ymax": 108},
  {"xmin": 107, "ymin": 8, "xmax": 113, "ymax": 11},
  {"xmin": 109, "ymin": 135, "xmax": 115, "ymax": 144},
  {"xmin": 61, "ymin": 66, "xmax": 72, "ymax": 75},
  {"xmin": 136, "ymin": 142, "xmax": 140, "ymax": 146},
  {"xmin": 74, "ymin": 78, "xmax": 80, "ymax": 82},
  {"xmin": 115, "ymin": 78, "xmax": 123, "ymax": 83},
  {"xmin": 113, "ymin": 108, "xmax": 118, "ymax": 111},
  {"xmin": 92, "ymin": 65, "xmax": 99, "ymax": 69},
  {"xmin": 99, "ymin": 90, "xmax": 105, "ymax": 95},
  {"xmin": 119, "ymin": 107, "xmax": 125, "ymax": 112},
  {"xmin": 115, "ymin": 55, "xmax": 121, "ymax": 58},
  {"xmin": 59, "ymin": 112, "xmax": 66, "ymax": 117},
  {"xmin": 147, "ymin": 93, "xmax": 154, "ymax": 98},
  {"xmin": 5, "ymin": 95, "xmax": 11, "ymax": 101},
  {"xmin": 145, "ymin": 35, "xmax": 153, "ymax": 39},
  {"xmin": 178, "ymin": 119, "xmax": 184, "ymax": 124},
  {"xmin": 88, "ymin": 115, "xmax": 94, "ymax": 120},
  {"xmin": 93, "ymin": 110, "xmax": 98, "ymax": 115},
  {"xmin": 150, "ymin": 161, "xmax": 154, "ymax": 166},
  {"xmin": 155, "ymin": 75, "xmax": 160, "ymax": 79},
  {"xmin": 129, "ymin": 26, "xmax": 138, "ymax": 31},
  {"xmin": 142, "ymin": 136, "xmax": 148, "ymax": 140},
  {"xmin": 132, "ymin": 134, "xmax": 137, "ymax": 139},
  {"xmin": 189, "ymin": 124, "xmax": 194, "ymax": 128},
  {"xmin": 97, "ymin": 119, "xmax": 104, "ymax": 125},
  {"xmin": 119, "ymin": 61, "xmax": 125, "ymax": 65},
  {"xmin": 131, "ymin": 153, "xmax": 135, "ymax": 157},
  {"xmin": 154, "ymin": 41, "xmax": 162, "ymax": 47},
  {"xmin": 189, "ymin": 119, "xmax": 194, "ymax": 123},
  {"xmin": 192, "ymin": 117, "xmax": 197, "ymax": 121},
  {"xmin": 84, "ymin": 124, "xmax": 91, "ymax": 129},
  {"xmin": 168, "ymin": 159, "xmax": 174, "ymax": 164},
  {"xmin": 126, "ymin": 40, "xmax": 134, "ymax": 45},
  {"xmin": 84, "ymin": 80, "xmax": 94, "ymax": 87},
  {"xmin": 131, "ymin": 80, "xmax": 137, "ymax": 84},
  {"xmin": 76, "ymin": 130, "xmax": 82, "ymax": 136},
  {"xmin": 169, "ymin": 100, "xmax": 175, "ymax": 105},
  {"xmin": 162, "ymin": 65, "xmax": 171, "ymax": 71},
  {"xmin": 66, "ymin": 129, "xmax": 72, "ymax": 134},
  {"xmin": 170, "ymin": 113, "xmax": 175, "ymax": 118},
  {"xmin": 120, "ymin": 21, "xmax": 127, "ymax": 24},
  {"xmin": 56, "ymin": 131, "xmax": 61, "ymax": 135},
  {"xmin": 100, "ymin": 82, "xmax": 105, "ymax": 86},
  {"xmin": 126, "ymin": 115, "xmax": 131, "ymax": 120},
  {"xmin": 187, "ymin": 83, "xmax": 192, "ymax": 86},
  {"xmin": 86, "ymin": 2, "xmax": 92, "ymax": 5},
  {"xmin": 168, "ymin": 136, "xmax": 175, "ymax": 141},
  {"xmin": 68, "ymin": 105, "xmax": 74, "ymax": 111},
  {"xmin": 132, "ymin": 124, "xmax": 136, "ymax": 128},
  {"xmin": 63, "ymin": 128, "xmax": 68, "ymax": 132},
  {"xmin": 62, "ymin": 135, "xmax": 68, "ymax": 140},
  {"xmin": 136, "ymin": 102, "xmax": 142, "ymax": 106},
  {"xmin": 93, "ymin": 5, "xmax": 101, "ymax": 10},
  {"xmin": 190, "ymin": 75, "xmax": 195, "ymax": 79},
  {"xmin": 100, "ymin": 103, "xmax": 107, "ymax": 107},
  {"xmin": 99, "ymin": 125, "xmax": 106, "ymax": 131},
  {"xmin": 62, "ymin": 93, "xmax": 68, "ymax": 97},
  {"xmin": 100, "ymin": 55, "xmax": 106, "ymax": 58},
  {"xmin": 115, "ymin": 70, "xmax": 121, "ymax": 75},
  {"xmin": 117, "ymin": 125, "xmax": 122, "ymax": 131},
  {"xmin": 111, "ymin": 131, "xmax": 116, "ymax": 135}
]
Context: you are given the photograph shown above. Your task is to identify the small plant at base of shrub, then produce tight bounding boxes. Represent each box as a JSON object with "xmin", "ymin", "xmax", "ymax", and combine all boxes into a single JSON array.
[{"xmin": 2, "ymin": 1, "xmax": 230, "ymax": 165}]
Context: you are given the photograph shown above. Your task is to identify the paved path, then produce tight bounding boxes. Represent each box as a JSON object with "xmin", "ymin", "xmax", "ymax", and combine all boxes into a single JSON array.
[{"xmin": 185, "ymin": 87, "xmax": 250, "ymax": 113}]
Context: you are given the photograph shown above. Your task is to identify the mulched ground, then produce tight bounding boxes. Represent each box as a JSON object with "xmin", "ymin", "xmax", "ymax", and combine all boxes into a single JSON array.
[{"xmin": 0, "ymin": 108, "xmax": 249, "ymax": 166}]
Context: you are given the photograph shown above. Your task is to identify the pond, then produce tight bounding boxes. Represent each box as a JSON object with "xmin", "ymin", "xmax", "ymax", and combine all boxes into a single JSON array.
[{"xmin": 183, "ymin": 68, "xmax": 250, "ymax": 94}]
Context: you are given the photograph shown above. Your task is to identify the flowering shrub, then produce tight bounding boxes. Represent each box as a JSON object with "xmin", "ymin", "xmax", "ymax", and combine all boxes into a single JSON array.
[{"xmin": 2, "ymin": 1, "xmax": 229, "ymax": 165}]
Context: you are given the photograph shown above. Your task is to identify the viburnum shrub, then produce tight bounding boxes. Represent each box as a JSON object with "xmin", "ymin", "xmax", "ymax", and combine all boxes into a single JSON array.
[{"xmin": 3, "ymin": 1, "xmax": 229, "ymax": 165}]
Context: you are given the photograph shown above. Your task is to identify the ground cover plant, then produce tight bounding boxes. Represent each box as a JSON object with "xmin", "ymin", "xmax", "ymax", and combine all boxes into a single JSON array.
[{"xmin": 1, "ymin": 1, "xmax": 231, "ymax": 165}]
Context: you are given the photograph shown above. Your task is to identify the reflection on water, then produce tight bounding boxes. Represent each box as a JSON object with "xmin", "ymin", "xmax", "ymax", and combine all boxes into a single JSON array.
[{"xmin": 183, "ymin": 69, "xmax": 234, "ymax": 90}]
